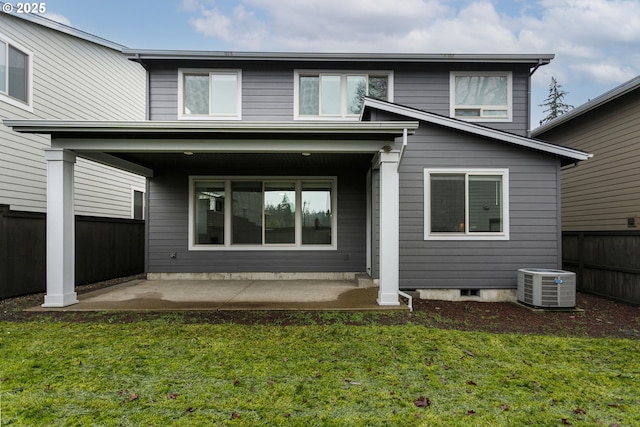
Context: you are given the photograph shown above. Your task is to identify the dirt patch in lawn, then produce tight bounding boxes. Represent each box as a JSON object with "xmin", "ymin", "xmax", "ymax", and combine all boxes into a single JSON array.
[{"xmin": 1, "ymin": 275, "xmax": 638, "ymax": 339}]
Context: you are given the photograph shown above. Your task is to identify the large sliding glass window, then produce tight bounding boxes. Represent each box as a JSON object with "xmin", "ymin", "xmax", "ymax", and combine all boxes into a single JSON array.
[{"xmin": 190, "ymin": 178, "xmax": 336, "ymax": 249}]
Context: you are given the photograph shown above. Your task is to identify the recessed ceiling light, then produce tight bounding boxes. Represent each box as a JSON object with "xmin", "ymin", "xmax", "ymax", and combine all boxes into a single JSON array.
[{"xmin": 301, "ymin": 152, "xmax": 311, "ymax": 157}]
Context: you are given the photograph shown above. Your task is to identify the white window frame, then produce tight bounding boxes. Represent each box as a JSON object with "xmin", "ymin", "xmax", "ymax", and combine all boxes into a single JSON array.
[
  {"xmin": 0, "ymin": 33, "xmax": 33, "ymax": 112},
  {"xmin": 424, "ymin": 168, "xmax": 510, "ymax": 241},
  {"xmin": 188, "ymin": 176, "xmax": 338, "ymax": 251},
  {"xmin": 178, "ymin": 69, "xmax": 242, "ymax": 120},
  {"xmin": 293, "ymin": 70, "xmax": 393, "ymax": 120},
  {"xmin": 449, "ymin": 71, "xmax": 512, "ymax": 122}
]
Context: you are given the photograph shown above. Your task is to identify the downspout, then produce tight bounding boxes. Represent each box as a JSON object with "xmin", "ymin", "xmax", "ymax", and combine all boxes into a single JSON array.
[
  {"xmin": 396, "ymin": 128, "xmax": 413, "ymax": 311},
  {"xmin": 397, "ymin": 128, "xmax": 408, "ymax": 171}
]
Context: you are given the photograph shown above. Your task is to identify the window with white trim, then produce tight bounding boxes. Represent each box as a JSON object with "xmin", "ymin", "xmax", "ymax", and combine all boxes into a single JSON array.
[
  {"xmin": 295, "ymin": 71, "xmax": 392, "ymax": 119},
  {"xmin": 424, "ymin": 169, "xmax": 509, "ymax": 240},
  {"xmin": 0, "ymin": 33, "xmax": 32, "ymax": 110},
  {"xmin": 178, "ymin": 69, "xmax": 242, "ymax": 119},
  {"xmin": 190, "ymin": 177, "xmax": 336, "ymax": 249},
  {"xmin": 450, "ymin": 72, "xmax": 512, "ymax": 121}
]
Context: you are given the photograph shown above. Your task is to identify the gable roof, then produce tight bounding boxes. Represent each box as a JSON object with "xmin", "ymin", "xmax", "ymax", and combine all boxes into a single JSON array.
[
  {"xmin": 0, "ymin": 4, "xmax": 126, "ymax": 51},
  {"xmin": 362, "ymin": 98, "xmax": 592, "ymax": 165},
  {"xmin": 532, "ymin": 75, "xmax": 640, "ymax": 136}
]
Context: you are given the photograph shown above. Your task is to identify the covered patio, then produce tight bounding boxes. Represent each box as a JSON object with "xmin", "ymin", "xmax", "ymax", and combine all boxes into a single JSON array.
[{"xmin": 5, "ymin": 119, "xmax": 418, "ymax": 309}]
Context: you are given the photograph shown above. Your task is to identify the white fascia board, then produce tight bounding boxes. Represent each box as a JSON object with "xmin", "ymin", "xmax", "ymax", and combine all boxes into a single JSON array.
[
  {"xmin": 363, "ymin": 98, "xmax": 592, "ymax": 162},
  {"xmin": 53, "ymin": 138, "xmax": 396, "ymax": 153}
]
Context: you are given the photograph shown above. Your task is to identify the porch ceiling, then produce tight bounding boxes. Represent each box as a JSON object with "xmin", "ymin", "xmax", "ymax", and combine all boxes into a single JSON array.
[{"xmin": 110, "ymin": 152, "xmax": 375, "ymax": 171}]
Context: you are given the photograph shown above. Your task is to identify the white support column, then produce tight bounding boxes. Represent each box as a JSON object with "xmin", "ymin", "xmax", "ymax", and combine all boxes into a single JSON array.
[
  {"xmin": 42, "ymin": 149, "xmax": 78, "ymax": 307},
  {"xmin": 376, "ymin": 150, "xmax": 401, "ymax": 306}
]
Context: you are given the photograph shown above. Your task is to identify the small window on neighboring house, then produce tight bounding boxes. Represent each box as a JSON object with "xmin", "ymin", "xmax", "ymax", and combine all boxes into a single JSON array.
[
  {"xmin": 0, "ymin": 34, "xmax": 32, "ymax": 110},
  {"xmin": 133, "ymin": 189, "xmax": 145, "ymax": 220},
  {"xmin": 178, "ymin": 69, "xmax": 242, "ymax": 120},
  {"xmin": 424, "ymin": 169, "xmax": 510, "ymax": 240},
  {"xmin": 450, "ymin": 72, "xmax": 512, "ymax": 121},
  {"xmin": 295, "ymin": 71, "xmax": 392, "ymax": 119}
]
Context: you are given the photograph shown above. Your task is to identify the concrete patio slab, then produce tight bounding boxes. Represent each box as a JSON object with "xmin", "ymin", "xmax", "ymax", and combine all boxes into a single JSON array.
[{"xmin": 28, "ymin": 279, "xmax": 409, "ymax": 311}]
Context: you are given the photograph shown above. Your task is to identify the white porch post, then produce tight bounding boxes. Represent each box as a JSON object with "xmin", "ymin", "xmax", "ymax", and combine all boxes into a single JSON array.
[
  {"xmin": 376, "ymin": 150, "xmax": 400, "ymax": 306},
  {"xmin": 42, "ymin": 148, "xmax": 78, "ymax": 307}
]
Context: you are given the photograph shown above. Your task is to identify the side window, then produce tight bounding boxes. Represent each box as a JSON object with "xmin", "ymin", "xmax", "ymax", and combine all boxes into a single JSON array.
[
  {"xmin": 132, "ymin": 189, "xmax": 145, "ymax": 220},
  {"xmin": 0, "ymin": 34, "xmax": 32, "ymax": 111},
  {"xmin": 178, "ymin": 69, "xmax": 242, "ymax": 120},
  {"xmin": 424, "ymin": 169, "xmax": 510, "ymax": 240},
  {"xmin": 450, "ymin": 72, "xmax": 512, "ymax": 121}
]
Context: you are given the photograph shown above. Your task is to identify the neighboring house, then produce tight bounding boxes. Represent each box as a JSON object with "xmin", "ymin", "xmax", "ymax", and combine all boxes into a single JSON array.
[
  {"xmin": 532, "ymin": 76, "xmax": 640, "ymax": 305},
  {"xmin": 0, "ymin": 11, "xmax": 147, "ymax": 298},
  {"xmin": 5, "ymin": 50, "xmax": 590, "ymax": 307}
]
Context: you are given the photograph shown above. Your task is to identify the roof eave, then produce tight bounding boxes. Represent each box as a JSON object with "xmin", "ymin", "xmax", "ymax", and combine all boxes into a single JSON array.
[
  {"xmin": 363, "ymin": 98, "xmax": 592, "ymax": 164},
  {"xmin": 124, "ymin": 49, "xmax": 554, "ymax": 65},
  {"xmin": 2, "ymin": 119, "xmax": 418, "ymax": 136}
]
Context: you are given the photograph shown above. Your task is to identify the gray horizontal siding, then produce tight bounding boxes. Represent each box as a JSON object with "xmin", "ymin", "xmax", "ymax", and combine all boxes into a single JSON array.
[
  {"xmin": 149, "ymin": 62, "xmax": 531, "ymax": 135},
  {"xmin": 146, "ymin": 155, "xmax": 371, "ymax": 273},
  {"xmin": 0, "ymin": 13, "xmax": 146, "ymax": 216},
  {"xmin": 395, "ymin": 123, "xmax": 561, "ymax": 290}
]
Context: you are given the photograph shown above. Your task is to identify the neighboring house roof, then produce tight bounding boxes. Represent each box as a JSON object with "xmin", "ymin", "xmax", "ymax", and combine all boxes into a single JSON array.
[
  {"xmin": 532, "ymin": 75, "xmax": 640, "ymax": 136},
  {"xmin": 0, "ymin": 4, "xmax": 126, "ymax": 51},
  {"xmin": 362, "ymin": 97, "xmax": 592, "ymax": 165},
  {"xmin": 124, "ymin": 49, "xmax": 554, "ymax": 66}
]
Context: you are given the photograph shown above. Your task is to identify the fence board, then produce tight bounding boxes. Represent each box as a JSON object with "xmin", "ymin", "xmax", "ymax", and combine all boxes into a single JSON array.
[
  {"xmin": 0, "ymin": 205, "xmax": 144, "ymax": 299},
  {"xmin": 563, "ymin": 231, "xmax": 640, "ymax": 305}
]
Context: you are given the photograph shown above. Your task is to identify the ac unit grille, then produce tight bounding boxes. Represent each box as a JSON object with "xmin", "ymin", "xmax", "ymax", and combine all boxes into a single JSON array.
[{"xmin": 517, "ymin": 269, "xmax": 576, "ymax": 308}]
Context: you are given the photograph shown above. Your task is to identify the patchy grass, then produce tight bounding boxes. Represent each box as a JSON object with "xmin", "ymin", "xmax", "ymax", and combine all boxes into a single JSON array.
[{"xmin": 1, "ymin": 322, "xmax": 638, "ymax": 426}]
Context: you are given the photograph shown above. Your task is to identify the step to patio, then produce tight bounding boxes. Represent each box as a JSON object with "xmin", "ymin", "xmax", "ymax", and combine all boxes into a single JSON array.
[{"xmin": 355, "ymin": 273, "xmax": 376, "ymax": 288}]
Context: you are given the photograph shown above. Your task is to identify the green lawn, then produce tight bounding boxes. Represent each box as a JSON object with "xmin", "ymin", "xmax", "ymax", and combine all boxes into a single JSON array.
[{"xmin": 1, "ymin": 320, "xmax": 638, "ymax": 426}]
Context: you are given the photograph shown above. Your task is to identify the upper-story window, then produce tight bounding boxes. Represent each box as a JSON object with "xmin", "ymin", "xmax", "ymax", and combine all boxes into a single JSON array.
[
  {"xmin": 0, "ymin": 33, "xmax": 32, "ymax": 111},
  {"xmin": 294, "ymin": 71, "xmax": 392, "ymax": 119},
  {"xmin": 450, "ymin": 72, "xmax": 512, "ymax": 121},
  {"xmin": 178, "ymin": 69, "xmax": 242, "ymax": 120}
]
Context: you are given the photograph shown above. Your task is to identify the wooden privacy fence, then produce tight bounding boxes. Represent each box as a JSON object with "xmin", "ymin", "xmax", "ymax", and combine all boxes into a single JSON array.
[
  {"xmin": 0, "ymin": 205, "xmax": 145, "ymax": 299},
  {"xmin": 563, "ymin": 231, "xmax": 640, "ymax": 306}
]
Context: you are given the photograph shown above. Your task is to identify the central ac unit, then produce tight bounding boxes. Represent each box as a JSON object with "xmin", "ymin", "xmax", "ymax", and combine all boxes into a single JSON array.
[{"xmin": 517, "ymin": 268, "xmax": 576, "ymax": 308}]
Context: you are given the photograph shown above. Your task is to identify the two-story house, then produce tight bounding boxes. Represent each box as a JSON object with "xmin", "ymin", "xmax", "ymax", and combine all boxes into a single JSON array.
[
  {"xmin": 6, "ymin": 51, "xmax": 590, "ymax": 307},
  {"xmin": 0, "ymin": 11, "xmax": 147, "ymax": 298}
]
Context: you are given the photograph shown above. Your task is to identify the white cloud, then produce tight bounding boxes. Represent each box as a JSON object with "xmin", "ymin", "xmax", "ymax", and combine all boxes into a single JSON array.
[
  {"xmin": 184, "ymin": 0, "xmax": 640, "ymax": 113},
  {"xmin": 42, "ymin": 13, "xmax": 72, "ymax": 27}
]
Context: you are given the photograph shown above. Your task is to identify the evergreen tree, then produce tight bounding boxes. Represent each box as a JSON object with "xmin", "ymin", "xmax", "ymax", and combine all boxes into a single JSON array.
[{"xmin": 539, "ymin": 77, "xmax": 574, "ymax": 125}]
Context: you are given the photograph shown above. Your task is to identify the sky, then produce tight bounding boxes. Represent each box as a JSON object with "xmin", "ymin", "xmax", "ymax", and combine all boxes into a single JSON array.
[{"xmin": 16, "ymin": 0, "xmax": 640, "ymax": 127}]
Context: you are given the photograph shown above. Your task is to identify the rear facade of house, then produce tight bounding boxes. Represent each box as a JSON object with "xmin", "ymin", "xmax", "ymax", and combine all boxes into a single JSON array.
[
  {"xmin": 134, "ymin": 52, "xmax": 582, "ymax": 299},
  {"xmin": 7, "ymin": 50, "xmax": 590, "ymax": 306}
]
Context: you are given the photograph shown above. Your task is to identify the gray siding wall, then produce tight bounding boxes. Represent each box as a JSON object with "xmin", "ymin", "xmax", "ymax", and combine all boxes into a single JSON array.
[
  {"xmin": 148, "ymin": 63, "xmax": 531, "ymax": 136},
  {"xmin": 394, "ymin": 124, "xmax": 562, "ymax": 290},
  {"xmin": 146, "ymin": 155, "xmax": 371, "ymax": 273}
]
